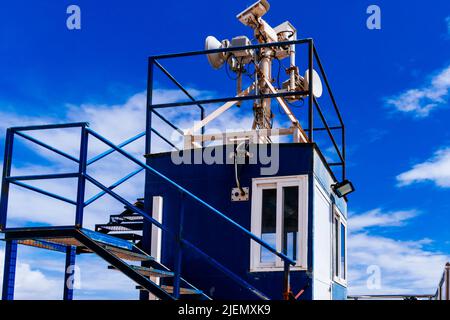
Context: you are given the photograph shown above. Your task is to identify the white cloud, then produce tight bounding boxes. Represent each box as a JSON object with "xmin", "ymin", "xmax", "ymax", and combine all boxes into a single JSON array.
[
  {"xmin": 397, "ymin": 147, "xmax": 450, "ymax": 187},
  {"xmin": 348, "ymin": 208, "xmax": 449, "ymax": 296},
  {"xmin": 349, "ymin": 208, "xmax": 418, "ymax": 232},
  {"xmin": 0, "ymin": 245, "xmax": 62, "ymax": 299},
  {"xmin": 386, "ymin": 64, "xmax": 450, "ymax": 117},
  {"xmin": 0, "ymin": 243, "xmax": 138, "ymax": 300}
]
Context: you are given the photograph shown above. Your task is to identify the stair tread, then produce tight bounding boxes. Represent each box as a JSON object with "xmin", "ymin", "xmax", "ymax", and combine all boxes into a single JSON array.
[
  {"xmin": 110, "ymin": 215, "xmax": 144, "ymax": 222},
  {"xmin": 96, "ymin": 223, "xmax": 143, "ymax": 232},
  {"xmin": 101, "ymin": 244, "xmax": 153, "ymax": 262},
  {"xmin": 161, "ymin": 285, "xmax": 202, "ymax": 295},
  {"xmin": 108, "ymin": 265, "xmax": 174, "ymax": 278},
  {"xmin": 136, "ymin": 285, "xmax": 202, "ymax": 295}
]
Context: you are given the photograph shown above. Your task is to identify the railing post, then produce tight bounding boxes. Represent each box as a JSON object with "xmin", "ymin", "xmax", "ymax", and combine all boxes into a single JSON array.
[
  {"xmin": 146, "ymin": 57, "xmax": 155, "ymax": 156},
  {"xmin": 173, "ymin": 192, "xmax": 185, "ymax": 299},
  {"xmin": 75, "ymin": 125, "xmax": 88, "ymax": 228},
  {"xmin": 2, "ymin": 240, "xmax": 18, "ymax": 300},
  {"xmin": 308, "ymin": 39, "xmax": 314, "ymax": 142},
  {"xmin": 200, "ymin": 107, "xmax": 205, "ymax": 148},
  {"xmin": 446, "ymin": 263, "xmax": 450, "ymax": 301},
  {"xmin": 141, "ymin": 57, "xmax": 155, "ymax": 300},
  {"xmin": 342, "ymin": 125, "xmax": 346, "ymax": 181},
  {"xmin": 283, "ymin": 261, "xmax": 291, "ymax": 300},
  {"xmin": 0, "ymin": 128, "xmax": 15, "ymax": 230}
]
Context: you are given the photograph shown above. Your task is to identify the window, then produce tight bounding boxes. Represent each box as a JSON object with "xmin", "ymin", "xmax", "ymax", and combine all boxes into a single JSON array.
[
  {"xmin": 333, "ymin": 206, "xmax": 347, "ymax": 283},
  {"xmin": 250, "ymin": 176, "xmax": 308, "ymax": 271}
]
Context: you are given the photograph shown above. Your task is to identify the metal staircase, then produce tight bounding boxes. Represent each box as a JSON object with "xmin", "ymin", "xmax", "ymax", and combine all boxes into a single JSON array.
[
  {"xmin": 4, "ymin": 225, "xmax": 208, "ymax": 300},
  {"xmin": 95, "ymin": 199, "xmax": 145, "ymax": 247},
  {"xmin": 93, "ymin": 198, "xmax": 208, "ymax": 299}
]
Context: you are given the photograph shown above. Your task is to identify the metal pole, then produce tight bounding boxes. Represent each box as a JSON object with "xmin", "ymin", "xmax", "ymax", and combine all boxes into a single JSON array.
[
  {"xmin": 75, "ymin": 125, "xmax": 88, "ymax": 227},
  {"xmin": 446, "ymin": 263, "xmax": 450, "ymax": 301},
  {"xmin": 201, "ymin": 107, "xmax": 205, "ymax": 148},
  {"xmin": 173, "ymin": 192, "xmax": 185, "ymax": 299},
  {"xmin": 2, "ymin": 240, "xmax": 18, "ymax": 300},
  {"xmin": 63, "ymin": 246, "xmax": 76, "ymax": 300},
  {"xmin": 146, "ymin": 57, "xmax": 155, "ymax": 156},
  {"xmin": 308, "ymin": 39, "xmax": 314, "ymax": 142},
  {"xmin": 342, "ymin": 126, "xmax": 346, "ymax": 180},
  {"xmin": 141, "ymin": 57, "xmax": 155, "ymax": 300},
  {"xmin": 0, "ymin": 129, "xmax": 15, "ymax": 230}
]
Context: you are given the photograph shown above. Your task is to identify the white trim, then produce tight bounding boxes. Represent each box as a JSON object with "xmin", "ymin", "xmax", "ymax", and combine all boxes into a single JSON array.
[
  {"xmin": 149, "ymin": 196, "xmax": 163, "ymax": 300},
  {"xmin": 250, "ymin": 175, "xmax": 308, "ymax": 272},
  {"xmin": 332, "ymin": 205, "xmax": 347, "ymax": 286}
]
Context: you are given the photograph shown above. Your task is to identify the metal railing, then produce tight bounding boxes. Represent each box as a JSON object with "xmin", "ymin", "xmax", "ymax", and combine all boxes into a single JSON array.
[
  {"xmin": 0, "ymin": 123, "xmax": 295, "ymax": 299},
  {"xmin": 147, "ymin": 38, "xmax": 346, "ymax": 181},
  {"xmin": 433, "ymin": 263, "xmax": 450, "ymax": 300}
]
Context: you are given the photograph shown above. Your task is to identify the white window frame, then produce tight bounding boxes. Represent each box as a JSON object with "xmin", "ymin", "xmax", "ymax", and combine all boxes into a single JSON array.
[
  {"xmin": 250, "ymin": 175, "xmax": 308, "ymax": 272},
  {"xmin": 333, "ymin": 205, "xmax": 347, "ymax": 285}
]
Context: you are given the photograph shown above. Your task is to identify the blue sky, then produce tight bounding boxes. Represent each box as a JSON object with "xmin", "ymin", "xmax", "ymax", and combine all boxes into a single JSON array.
[{"xmin": 0, "ymin": 0, "xmax": 449, "ymax": 298}]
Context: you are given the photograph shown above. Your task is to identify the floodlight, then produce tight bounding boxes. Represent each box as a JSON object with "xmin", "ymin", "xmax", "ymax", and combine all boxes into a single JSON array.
[{"xmin": 332, "ymin": 180, "xmax": 355, "ymax": 198}]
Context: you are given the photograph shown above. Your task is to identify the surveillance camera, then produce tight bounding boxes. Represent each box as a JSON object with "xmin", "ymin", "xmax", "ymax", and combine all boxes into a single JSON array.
[{"xmin": 236, "ymin": 0, "xmax": 270, "ymax": 27}]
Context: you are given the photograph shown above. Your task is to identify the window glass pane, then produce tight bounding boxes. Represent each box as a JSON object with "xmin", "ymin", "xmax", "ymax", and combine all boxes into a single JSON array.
[
  {"xmin": 334, "ymin": 217, "xmax": 339, "ymax": 277},
  {"xmin": 261, "ymin": 189, "xmax": 277, "ymax": 264},
  {"xmin": 282, "ymin": 186, "xmax": 298, "ymax": 260},
  {"xmin": 340, "ymin": 223, "xmax": 346, "ymax": 279}
]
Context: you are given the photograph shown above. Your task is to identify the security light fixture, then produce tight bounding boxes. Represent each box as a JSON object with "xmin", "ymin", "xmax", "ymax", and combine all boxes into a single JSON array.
[{"xmin": 332, "ymin": 180, "xmax": 355, "ymax": 198}]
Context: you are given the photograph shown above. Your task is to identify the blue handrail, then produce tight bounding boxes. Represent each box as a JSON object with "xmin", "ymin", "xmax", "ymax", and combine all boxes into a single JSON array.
[
  {"xmin": 0, "ymin": 123, "xmax": 295, "ymax": 300},
  {"xmin": 86, "ymin": 127, "xmax": 296, "ymax": 266}
]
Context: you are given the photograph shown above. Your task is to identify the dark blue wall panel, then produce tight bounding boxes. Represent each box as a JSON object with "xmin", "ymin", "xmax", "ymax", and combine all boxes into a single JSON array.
[{"xmin": 145, "ymin": 143, "xmax": 316, "ymax": 300}]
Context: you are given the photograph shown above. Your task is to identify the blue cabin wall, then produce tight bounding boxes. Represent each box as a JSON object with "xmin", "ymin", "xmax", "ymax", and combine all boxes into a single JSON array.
[{"xmin": 145, "ymin": 143, "xmax": 339, "ymax": 300}]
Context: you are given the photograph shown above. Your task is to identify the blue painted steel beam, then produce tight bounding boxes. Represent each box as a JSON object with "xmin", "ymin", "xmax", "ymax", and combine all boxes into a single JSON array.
[
  {"xmin": 2, "ymin": 240, "xmax": 18, "ymax": 300},
  {"xmin": 6, "ymin": 172, "xmax": 79, "ymax": 181},
  {"xmin": 150, "ymin": 38, "xmax": 312, "ymax": 60},
  {"xmin": 11, "ymin": 122, "xmax": 88, "ymax": 132},
  {"xmin": 84, "ymin": 167, "xmax": 144, "ymax": 207},
  {"xmin": 87, "ymin": 131, "xmax": 146, "ymax": 166},
  {"xmin": 63, "ymin": 246, "xmax": 76, "ymax": 300},
  {"xmin": 8, "ymin": 180, "xmax": 77, "ymax": 205},
  {"xmin": 86, "ymin": 128, "xmax": 296, "ymax": 266},
  {"xmin": 14, "ymin": 131, "xmax": 79, "ymax": 163},
  {"xmin": 173, "ymin": 193, "xmax": 185, "ymax": 299},
  {"xmin": 141, "ymin": 56, "xmax": 154, "ymax": 301},
  {"xmin": 75, "ymin": 126, "xmax": 88, "ymax": 227},
  {"xmin": 150, "ymin": 90, "xmax": 309, "ymax": 109},
  {"xmin": 0, "ymin": 128, "xmax": 14, "ymax": 230}
]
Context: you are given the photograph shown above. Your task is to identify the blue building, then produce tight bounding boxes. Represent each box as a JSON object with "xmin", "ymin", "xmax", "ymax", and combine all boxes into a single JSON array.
[{"xmin": 0, "ymin": 1, "xmax": 352, "ymax": 300}]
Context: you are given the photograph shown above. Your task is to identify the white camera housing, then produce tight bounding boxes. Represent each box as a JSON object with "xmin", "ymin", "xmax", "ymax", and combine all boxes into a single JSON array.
[{"xmin": 236, "ymin": 0, "xmax": 270, "ymax": 27}]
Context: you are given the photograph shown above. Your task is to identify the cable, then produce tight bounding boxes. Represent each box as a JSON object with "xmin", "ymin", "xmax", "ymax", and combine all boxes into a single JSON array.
[{"xmin": 234, "ymin": 141, "xmax": 248, "ymax": 195}]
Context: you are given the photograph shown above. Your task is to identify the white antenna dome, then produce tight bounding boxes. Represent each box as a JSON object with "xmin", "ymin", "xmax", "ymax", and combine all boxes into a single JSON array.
[
  {"xmin": 304, "ymin": 69, "xmax": 323, "ymax": 98},
  {"xmin": 205, "ymin": 36, "xmax": 227, "ymax": 70}
]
